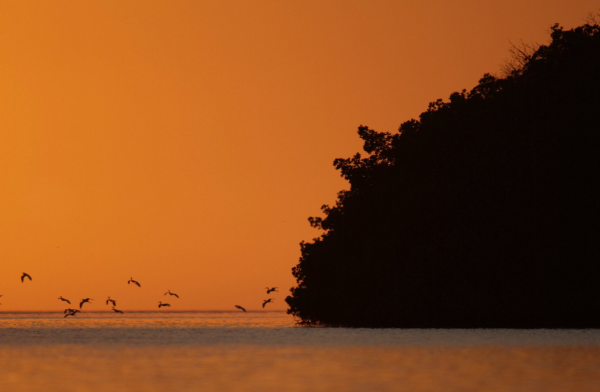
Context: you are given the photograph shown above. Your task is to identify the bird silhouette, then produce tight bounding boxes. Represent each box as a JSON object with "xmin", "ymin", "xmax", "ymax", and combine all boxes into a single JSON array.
[
  {"xmin": 111, "ymin": 307, "xmax": 124, "ymax": 314},
  {"xmin": 58, "ymin": 296, "xmax": 71, "ymax": 304},
  {"xmin": 158, "ymin": 301, "xmax": 171, "ymax": 308},
  {"xmin": 79, "ymin": 298, "xmax": 93, "ymax": 309},
  {"xmin": 64, "ymin": 309, "xmax": 80, "ymax": 317},
  {"xmin": 266, "ymin": 287, "xmax": 278, "ymax": 294},
  {"xmin": 262, "ymin": 299, "xmax": 274, "ymax": 308},
  {"xmin": 106, "ymin": 297, "xmax": 116, "ymax": 306},
  {"xmin": 21, "ymin": 272, "xmax": 32, "ymax": 283},
  {"xmin": 128, "ymin": 277, "xmax": 141, "ymax": 287},
  {"xmin": 235, "ymin": 305, "xmax": 247, "ymax": 312},
  {"xmin": 164, "ymin": 290, "xmax": 179, "ymax": 298}
]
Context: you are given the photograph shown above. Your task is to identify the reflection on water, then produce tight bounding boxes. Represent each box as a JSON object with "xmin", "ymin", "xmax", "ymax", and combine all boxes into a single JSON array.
[{"xmin": 0, "ymin": 311, "xmax": 599, "ymax": 392}]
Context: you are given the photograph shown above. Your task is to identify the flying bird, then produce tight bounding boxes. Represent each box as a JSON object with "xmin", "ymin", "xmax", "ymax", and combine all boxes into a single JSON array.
[
  {"xmin": 158, "ymin": 301, "xmax": 171, "ymax": 308},
  {"xmin": 265, "ymin": 287, "xmax": 278, "ymax": 294},
  {"xmin": 58, "ymin": 296, "xmax": 71, "ymax": 304},
  {"xmin": 164, "ymin": 290, "xmax": 179, "ymax": 298},
  {"xmin": 64, "ymin": 309, "xmax": 80, "ymax": 317},
  {"xmin": 262, "ymin": 299, "xmax": 274, "ymax": 308},
  {"xmin": 79, "ymin": 298, "xmax": 93, "ymax": 309},
  {"xmin": 128, "ymin": 277, "xmax": 141, "ymax": 287},
  {"xmin": 21, "ymin": 272, "xmax": 32, "ymax": 283},
  {"xmin": 106, "ymin": 297, "xmax": 116, "ymax": 306},
  {"xmin": 235, "ymin": 305, "xmax": 247, "ymax": 312},
  {"xmin": 111, "ymin": 307, "xmax": 124, "ymax": 314}
]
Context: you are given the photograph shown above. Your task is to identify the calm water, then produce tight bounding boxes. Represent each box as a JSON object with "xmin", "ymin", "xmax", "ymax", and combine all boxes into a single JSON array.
[{"xmin": 0, "ymin": 311, "xmax": 599, "ymax": 392}]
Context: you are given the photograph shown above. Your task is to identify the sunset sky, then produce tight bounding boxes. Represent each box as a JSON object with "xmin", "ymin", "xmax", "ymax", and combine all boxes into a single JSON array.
[{"xmin": 1, "ymin": 1, "xmax": 597, "ymax": 311}]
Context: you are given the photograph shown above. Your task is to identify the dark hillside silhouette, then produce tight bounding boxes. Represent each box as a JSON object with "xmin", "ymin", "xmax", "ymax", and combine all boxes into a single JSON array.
[{"xmin": 286, "ymin": 22, "xmax": 600, "ymax": 327}]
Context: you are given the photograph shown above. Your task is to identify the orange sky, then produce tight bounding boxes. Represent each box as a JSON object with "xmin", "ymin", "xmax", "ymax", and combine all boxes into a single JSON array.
[{"xmin": 1, "ymin": 1, "xmax": 597, "ymax": 311}]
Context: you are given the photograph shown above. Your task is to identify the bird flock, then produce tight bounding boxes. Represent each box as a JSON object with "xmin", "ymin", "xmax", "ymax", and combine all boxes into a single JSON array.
[
  {"xmin": 2, "ymin": 272, "xmax": 280, "ymax": 316},
  {"xmin": 234, "ymin": 287, "xmax": 279, "ymax": 313}
]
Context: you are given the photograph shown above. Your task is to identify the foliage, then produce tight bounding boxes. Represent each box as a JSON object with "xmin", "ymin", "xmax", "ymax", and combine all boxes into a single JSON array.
[{"xmin": 286, "ymin": 22, "xmax": 600, "ymax": 327}]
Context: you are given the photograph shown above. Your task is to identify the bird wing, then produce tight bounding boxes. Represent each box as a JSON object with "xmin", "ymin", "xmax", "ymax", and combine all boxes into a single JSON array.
[
  {"xmin": 135, "ymin": 281, "xmax": 141, "ymax": 287},
  {"xmin": 174, "ymin": 293, "xmax": 179, "ymax": 298},
  {"xmin": 21, "ymin": 275, "xmax": 24, "ymax": 283}
]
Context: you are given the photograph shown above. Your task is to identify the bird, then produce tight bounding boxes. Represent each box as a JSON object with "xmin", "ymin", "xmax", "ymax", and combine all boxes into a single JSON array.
[
  {"xmin": 111, "ymin": 307, "xmax": 124, "ymax": 314},
  {"xmin": 262, "ymin": 299, "xmax": 274, "ymax": 308},
  {"xmin": 164, "ymin": 290, "xmax": 179, "ymax": 298},
  {"xmin": 235, "ymin": 305, "xmax": 247, "ymax": 312},
  {"xmin": 64, "ymin": 309, "xmax": 80, "ymax": 318},
  {"xmin": 21, "ymin": 272, "xmax": 32, "ymax": 283},
  {"xmin": 265, "ymin": 287, "xmax": 278, "ymax": 294},
  {"xmin": 58, "ymin": 296, "xmax": 71, "ymax": 304},
  {"xmin": 158, "ymin": 301, "xmax": 171, "ymax": 308},
  {"xmin": 79, "ymin": 298, "xmax": 93, "ymax": 309},
  {"xmin": 106, "ymin": 297, "xmax": 116, "ymax": 306},
  {"xmin": 128, "ymin": 277, "xmax": 141, "ymax": 287}
]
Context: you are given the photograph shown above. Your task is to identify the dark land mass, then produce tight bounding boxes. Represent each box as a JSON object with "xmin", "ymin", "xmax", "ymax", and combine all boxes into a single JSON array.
[{"xmin": 286, "ymin": 22, "xmax": 600, "ymax": 328}]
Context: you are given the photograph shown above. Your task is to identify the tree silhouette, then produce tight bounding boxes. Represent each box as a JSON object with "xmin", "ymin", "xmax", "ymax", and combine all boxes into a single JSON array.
[{"xmin": 286, "ymin": 22, "xmax": 600, "ymax": 327}]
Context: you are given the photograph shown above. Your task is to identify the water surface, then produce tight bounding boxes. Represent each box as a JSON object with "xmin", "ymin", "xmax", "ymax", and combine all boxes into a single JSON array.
[{"xmin": 1, "ymin": 311, "xmax": 598, "ymax": 391}]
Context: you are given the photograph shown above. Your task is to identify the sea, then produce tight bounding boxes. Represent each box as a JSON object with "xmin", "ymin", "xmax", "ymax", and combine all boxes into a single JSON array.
[{"xmin": 0, "ymin": 311, "xmax": 599, "ymax": 392}]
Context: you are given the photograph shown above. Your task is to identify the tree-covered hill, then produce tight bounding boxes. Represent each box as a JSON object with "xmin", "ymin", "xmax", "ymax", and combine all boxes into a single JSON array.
[{"xmin": 286, "ymin": 22, "xmax": 600, "ymax": 327}]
